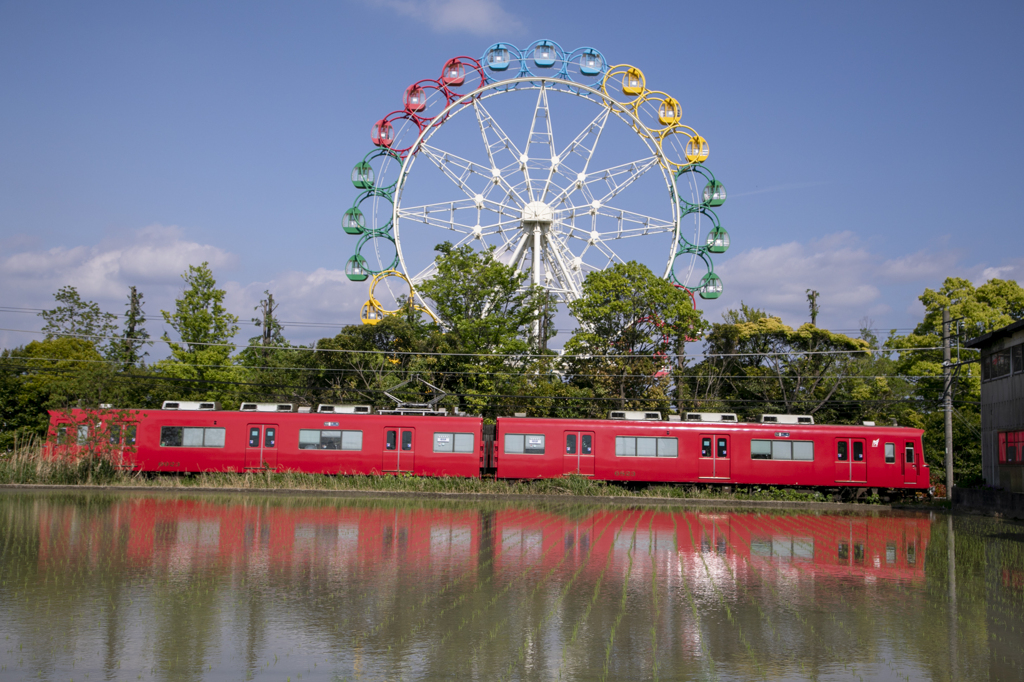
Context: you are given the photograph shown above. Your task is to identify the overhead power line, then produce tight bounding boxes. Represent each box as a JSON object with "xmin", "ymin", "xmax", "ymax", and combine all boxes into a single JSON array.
[{"xmin": 0, "ymin": 328, "xmax": 947, "ymax": 359}]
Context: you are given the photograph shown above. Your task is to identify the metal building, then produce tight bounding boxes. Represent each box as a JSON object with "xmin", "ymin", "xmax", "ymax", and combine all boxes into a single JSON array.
[{"xmin": 966, "ymin": 320, "xmax": 1024, "ymax": 492}]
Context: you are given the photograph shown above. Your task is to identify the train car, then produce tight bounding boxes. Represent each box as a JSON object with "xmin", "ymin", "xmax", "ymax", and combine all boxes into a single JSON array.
[
  {"xmin": 495, "ymin": 411, "xmax": 929, "ymax": 490},
  {"xmin": 47, "ymin": 403, "xmax": 485, "ymax": 478},
  {"xmin": 47, "ymin": 404, "xmax": 928, "ymax": 491}
]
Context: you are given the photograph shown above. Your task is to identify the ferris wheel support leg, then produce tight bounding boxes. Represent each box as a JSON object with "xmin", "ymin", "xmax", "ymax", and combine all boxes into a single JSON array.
[{"xmin": 532, "ymin": 226, "xmax": 543, "ymax": 341}]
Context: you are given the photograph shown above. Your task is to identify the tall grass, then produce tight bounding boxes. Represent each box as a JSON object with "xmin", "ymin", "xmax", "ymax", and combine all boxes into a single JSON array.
[
  {"xmin": 0, "ymin": 437, "xmax": 121, "ymax": 486},
  {"xmin": 0, "ymin": 442, "xmax": 860, "ymax": 503}
]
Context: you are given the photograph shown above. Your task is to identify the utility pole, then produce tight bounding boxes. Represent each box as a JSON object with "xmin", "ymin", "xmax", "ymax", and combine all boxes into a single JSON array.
[
  {"xmin": 259, "ymin": 293, "xmax": 278, "ymax": 361},
  {"xmin": 806, "ymin": 289, "xmax": 820, "ymax": 326},
  {"xmin": 943, "ymin": 308, "xmax": 954, "ymax": 500}
]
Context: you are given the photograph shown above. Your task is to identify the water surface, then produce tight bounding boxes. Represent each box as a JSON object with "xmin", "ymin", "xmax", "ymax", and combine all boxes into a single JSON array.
[{"xmin": 0, "ymin": 491, "xmax": 1022, "ymax": 681}]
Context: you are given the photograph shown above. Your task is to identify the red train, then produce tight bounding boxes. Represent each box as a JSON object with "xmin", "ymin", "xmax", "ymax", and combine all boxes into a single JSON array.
[{"xmin": 47, "ymin": 402, "xmax": 929, "ymax": 491}]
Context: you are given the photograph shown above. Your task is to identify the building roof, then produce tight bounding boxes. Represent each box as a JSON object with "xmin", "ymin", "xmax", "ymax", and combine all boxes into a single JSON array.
[{"xmin": 965, "ymin": 318, "xmax": 1024, "ymax": 349}]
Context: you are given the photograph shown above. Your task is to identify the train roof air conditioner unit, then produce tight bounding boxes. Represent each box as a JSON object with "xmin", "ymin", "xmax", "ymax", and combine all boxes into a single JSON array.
[
  {"xmin": 162, "ymin": 401, "xmax": 220, "ymax": 411},
  {"xmin": 609, "ymin": 411, "xmax": 662, "ymax": 421},
  {"xmin": 760, "ymin": 414, "xmax": 814, "ymax": 425},
  {"xmin": 316, "ymin": 404, "xmax": 373, "ymax": 414},
  {"xmin": 685, "ymin": 412, "xmax": 739, "ymax": 423},
  {"xmin": 240, "ymin": 403, "xmax": 295, "ymax": 412}
]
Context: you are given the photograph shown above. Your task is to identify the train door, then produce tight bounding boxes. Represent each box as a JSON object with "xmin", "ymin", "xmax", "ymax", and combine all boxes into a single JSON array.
[
  {"xmin": 563, "ymin": 431, "xmax": 595, "ymax": 475},
  {"xmin": 245, "ymin": 424, "xmax": 278, "ymax": 469},
  {"xmin": 384, "ymin": 427, "xmax": 415, "ymax": 473},
  {"xmin": 902, "ymin": 441, "xmax": 918, "ymax": 484},
  {"xmin": 835, "ymin": 438, "xmax": 851, "ymax": 482},
  {"xmin": 850, "ymin": 438, "xmax": 866, "ymax": 482},
  {"xmin": 699, "ymin": 436, "xmax": 715, "ymax": 478},
  {"xmin": 715, "ymin": 435, "xmax": 731, "ymax": 479},
  {"xmin": 699, "ymin": 435, "xmax": 731, "ymax": 479}
]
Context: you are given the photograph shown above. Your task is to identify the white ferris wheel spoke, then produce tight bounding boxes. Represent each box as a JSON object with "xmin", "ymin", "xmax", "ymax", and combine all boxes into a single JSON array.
[
  {"xmin": 555, "ymin": 203, "xmax": 676, "ymax": 241},
  {"xmin": 547, "ymin": 107, "xmax": 610, "ymax": 202},
  {"xmin": 398, "ymin": 200, "xmax": 520, "ymax": 234},
  {"xmin": 522, "ymin": 85, "xmax": 559, "ymax": 202},
  {"xmin": 472, "ymin": 99, "xmax": 530, "ymax": 207},
  {"xmin": 418, "ymin": 144, "xmax": 513, "ymax": 204}
]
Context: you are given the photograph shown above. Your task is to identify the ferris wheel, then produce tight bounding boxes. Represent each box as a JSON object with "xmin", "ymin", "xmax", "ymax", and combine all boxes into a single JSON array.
[{"xmin": 342, "ymin": 40, "xmax": 731, "ymax": 325}]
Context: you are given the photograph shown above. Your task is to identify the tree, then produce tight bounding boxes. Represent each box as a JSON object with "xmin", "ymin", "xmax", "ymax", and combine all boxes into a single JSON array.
[
  {"xmin": 885, "ymin": 277, "xmax": 1024, "ymax": 486},
  {"xmin": 698, "ymin": 315, "xmax": 870, "ymax": 417},
  {"xmin": 0, "ymin": 338, "xmax": 113, "ymax": 450},
  {"xmin": 158, "ymin": 263, "xmax": 241, "ymax": 404},
  {"xmin": 38, "ymin": 286, "xmax": 118, "ymax": 357},
  {"xmin": 113, "ymin": 286, "xmax": 150, "ymax": 368},
  {"xmin": 563, "ymin": 262, "xmax": 704, "ymax": 415},
  {"xmin": 416, "ymin": 242, "xmax": 541, "ymax": 352}
]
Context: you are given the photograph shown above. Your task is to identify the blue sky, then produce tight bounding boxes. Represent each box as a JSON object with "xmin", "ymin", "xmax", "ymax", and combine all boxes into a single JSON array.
[{"xmin": 2, "ymin": 0, "xmax": 1022, "ymax": 352}]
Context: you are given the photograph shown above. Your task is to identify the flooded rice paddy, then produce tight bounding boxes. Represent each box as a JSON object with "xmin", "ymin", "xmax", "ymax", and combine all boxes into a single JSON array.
[{"xmin": 0, "ymin": 492, "xmax": 1022, "ymax": 681}]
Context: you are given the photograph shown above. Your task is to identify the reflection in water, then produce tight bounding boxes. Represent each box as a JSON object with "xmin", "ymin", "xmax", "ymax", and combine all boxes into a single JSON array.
[{"xmin": 1, "ymin": 492, "xmax": 1023, "ymax": 681}]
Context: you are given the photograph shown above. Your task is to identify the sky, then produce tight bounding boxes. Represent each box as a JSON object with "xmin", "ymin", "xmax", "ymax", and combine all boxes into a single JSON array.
[{"xmin": 2, "ymin": 0, "xmax": 1022, "ymax": 354}]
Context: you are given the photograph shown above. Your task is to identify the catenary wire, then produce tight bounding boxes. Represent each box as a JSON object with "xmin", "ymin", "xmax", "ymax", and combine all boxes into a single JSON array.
[{"xmin": 0, "ymin": 328, "xmax": 950, "ymax": 359}]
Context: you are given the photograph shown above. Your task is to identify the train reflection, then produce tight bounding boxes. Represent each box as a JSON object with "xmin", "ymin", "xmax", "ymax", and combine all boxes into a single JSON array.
[{"xmin": 37, "ymin": 498, "xmax": 929, "ymax": 584}]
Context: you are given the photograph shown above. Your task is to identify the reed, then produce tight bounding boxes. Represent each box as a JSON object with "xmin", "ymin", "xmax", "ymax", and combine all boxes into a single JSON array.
[{"xmin": 0, "ymin": 442, "xmax": 859, "ymax": 503}]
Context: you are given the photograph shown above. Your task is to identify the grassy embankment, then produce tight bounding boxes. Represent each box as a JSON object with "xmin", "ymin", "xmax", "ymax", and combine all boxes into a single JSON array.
[{"xmin": 0, "ymin": 440, "xmax": 879, "ymax": 503}]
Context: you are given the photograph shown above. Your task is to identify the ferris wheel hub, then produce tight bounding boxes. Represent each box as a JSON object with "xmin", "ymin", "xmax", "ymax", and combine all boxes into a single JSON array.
[{"xmin": 520, "ymin": 201, "xmax": 554, "ymax": 225}]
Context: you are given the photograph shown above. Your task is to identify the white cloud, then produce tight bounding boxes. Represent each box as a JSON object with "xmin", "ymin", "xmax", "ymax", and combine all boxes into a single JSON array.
[
  {"xmin": 707, "ymin": 232, "xmax": 1020, "ymax": 333},
  {"xmin": 369, "ymin": 0, "xmax": 524, "ymax": 35},
  {"xmin": 0, "ymin": 225, "xmax": 369, "ymax": 351},
  {"xmin": 979, "ymin": 265, "xmax": 1015, "ymax": 283}
]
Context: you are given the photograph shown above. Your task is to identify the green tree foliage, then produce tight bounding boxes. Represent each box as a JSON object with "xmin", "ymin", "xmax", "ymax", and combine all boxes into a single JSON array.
[
  {"xmin": 38, "ymin": 286, "xmax": 118, "ymax": 357},
  {"xmin": 158, "ymin": 262, "xmax": 242, "ymax": 405},
  {"xmin": 697, "ymin": 314, "xmax": 869, "ymax": 417},
  {"xmin": 113, "ymin": 285, "xmax": 150, "ymax": 368},
  {"xmin": 884, "ymin": 277, "xmax": 1024, "ymax": 485},
  {"xmin": 0, "ymin": 338, "xmax": 113, "ymax": 450},
  {"xmin": 563, "ymin": 261, "xmax": 704, "ymax": 416}
]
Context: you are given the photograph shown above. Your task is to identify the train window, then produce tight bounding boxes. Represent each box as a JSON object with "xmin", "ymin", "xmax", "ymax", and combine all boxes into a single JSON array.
[
  {"xmin": 402, "ymin": 431, "xmax": 413, "ymax": 451},
  {"xmin": 853, "ymin": 442, "xmax": 864, "ymax": 461},
  {"xmin": 582, "ymin": 435, "xmax": 593, "ymax": 454},
  {"xmin": 751, "ymin": 440, "xmax": 771, "ymax": 459},
  {"xmin": 615, "ymin": 437, "xmax": 677, "ymax": 457},
  {"xmin": 265, "ymin": 428, "xmax": 276, "ymax": 448},
  {"xmin": 109, "ymin": 425, "xmax": 121, "ymax": 445},
  {"xmin": 160, "ymin": 426, "xmax": 225, "ymax": 448},
  {"xmin": 853, "ymin": 542, "xmax": 865, "ymax": 564},
  {"xmin": 126, "ymin": 425, "xmax": 136, "ymax": 446},
  {"xmin": 885, "ymin": 443, "xmax": 895, "ymax": 463},
  {"xmin": 249, "ymin": 428, "xmax": 260, "ymax": 447},
  {"xmin": 904, "ymin": 443, "xmax": 914, "ymax": 464},
  {"xmin": 907, "ymin": 542, "xmax": 916, "ymax": 565},
  {"xmin": 504, "ymin": 433, "xmax": 545, "ymax": 454},
  {"xmin": 1009, "ymin": 445, "xmax": 1017, "ymax": 463},
  {"xmin": 793, "ymin": 441, "xmax": 813, "ymax": 461},
  {"xmin": 837, "ymin": 442, "xmax": 848, "ymax": 461},
  {"xmin": 838, "ymin": 541, "xmax": 849, "ymax": 562},
  {"xmin": 566, "ymin": 434, "xmax": 577, "ymax": 454},
  {"xmin": 886, "ymin": 542, "xmax": 896, "ymax": 564},
  {"xmin": 433, "ymin": 432, "xmax": 475, "ymax": 453},
  {"xmin": 77, "ymin": 425, "xmax": 89, "ymax": 445},
  {"xmin": 386, "ymin": 430, "xmax": 397, "ymax": 450},
  {"xmin": 56, "ymin": 425, "xmax": 69, "ymax": 444},
  {"xmin": 717, "ymin": 438, "xmax": 727, "ymax": 458},
  {"xmin": 701, "ymin": 438, "xmax": 712, "ymax": 458},
  {"xmin": 772, "ymin": 441, "xmax": 792, "ymax": 460},
  {"xmin": 637, "ymin": 437, "xmax": 658, "ymax": 457},
  {"xmin": 298, "ymin": 429, "xmax": 362, "ymax": 450}
]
